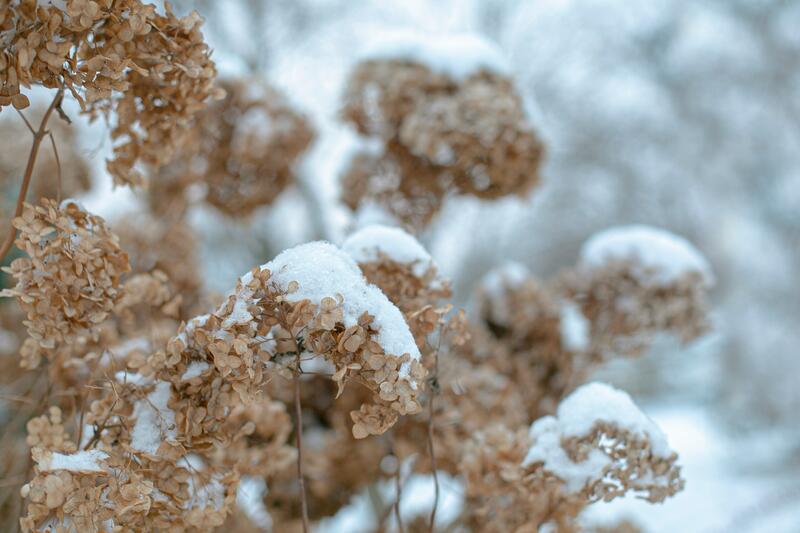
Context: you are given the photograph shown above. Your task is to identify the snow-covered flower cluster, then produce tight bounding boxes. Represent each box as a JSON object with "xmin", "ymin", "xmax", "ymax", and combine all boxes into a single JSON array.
[{"xmin": 340, "ymin": 32, "xmax": 544, "ymax": 229}]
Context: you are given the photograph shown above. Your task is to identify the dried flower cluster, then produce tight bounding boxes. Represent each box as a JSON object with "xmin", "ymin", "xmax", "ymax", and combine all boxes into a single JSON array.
[
  {"xmin": 0, "ymin": 0, "xmax": 220, "ymax": 186},
  {"xmin": 460, "ymin": 383, "xmax": 682, "ymax": 532},
  {"xmin": 340, "ymin": 35, "xmax": 544, "ymax": 229},
  {"xmin": 1, "ymin": 200, "xmax": 129, "ymax": 357},
  {"xmin": 467, "ymin": 226, "xmax": 713, "ymax": 421},
  {"xmin": 149, "ymin": 78, "xmax": 315, "ymax": 217}
]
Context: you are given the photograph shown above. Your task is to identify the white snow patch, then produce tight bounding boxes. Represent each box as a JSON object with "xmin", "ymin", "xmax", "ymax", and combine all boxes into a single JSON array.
[
  {"xmin": 524, "ymin": 382, "xmax": 672, "ymax": 491},
  {"xmin": 38, "ymin": 449, "xmax": 108, "ymax": 473},
  {"xmin": 559, "ymin": 302, "xmax": 590, "ymax": 352},
  {"xmin": 580, "ymin": 225, "xmax": 714, "ymax": 286},
  {"xmin": 342, "ymin": 224, "xmax": 434, "ymax": 277},
  {"xmin": 181, "ymin": 361, "xmax": 210, "ymax": 381},
  {"xmin": 131, "ymin": 381, "xmax": 177, "ymax": 455},
  {"xmin": 187, "ymin": 476, "xmax": 226, "ymax": 511},
  {"xmin": 359, "ymin": 31, "xmax": 510, "ymax": 81},
  {"xmin": 237, "ymin": 476, "xmax": 272, "ymax": 531},
  {"xmin": 115, "ymin": 370, "xmax": 153, "ymax": 387}
]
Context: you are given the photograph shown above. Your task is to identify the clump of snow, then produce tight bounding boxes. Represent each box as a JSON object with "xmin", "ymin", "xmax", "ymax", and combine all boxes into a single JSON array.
[
  {"xmin": 580, "ymin": 225, "xmax": 714, "ymax": 286},
  {"xmin": 559, "ymin": 302, "xmax": 590, "ymax": 352},
  {"xmin": 131, "ymin": 381, "xmax": 177, "ymax": 455},
  {"xmin": 524, "ymin": 416, "xmax": 610, "ymax": 492},
  {"xmin": 524, "ymin": 382, "xmax": 672, "ymax": 490},
  {"xmin": 115, "ymin": 370, "xmax": 153, "ymax": 387},
  {"xmin": 237, "ymin": 242, "xmax": 421, "ymax": 376},
  {"xmin": 237, "ymin": 476, "xmax": 272, "ymax": 531},
  {"xmin": 181, "ymin": 361, "xmax": 211, "ymax": 381},
  {"xmin": 342, "ymin": 224, "xmax": 434, "ymax": 277},
  {"xmin": 39, "ymin": 449, "xmax": 108, "ymax": 473},
  {"xmin": 359, "ymin": 31, "xmax": 511, "ymax": 81}
]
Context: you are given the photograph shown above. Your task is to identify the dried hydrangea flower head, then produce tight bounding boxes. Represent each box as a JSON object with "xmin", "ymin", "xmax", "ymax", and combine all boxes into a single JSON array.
[
  {"xmin": 1, "ymin": 199, "xmax": 130, "ymax": 354},
  {"xmin": 159, "ymin": 241, "xmax": 426, "ymax": 441},
  {"xmin": 462, "ymin": 382, "xmax": 683, "ymax": 532},
  {"xmin": 0, "ymin": 108, "xmax": 90, "ymax": 235},
  {"xmin": 470, "ymin": 262, "xmax": 589, "ymax": 417},
  {"xmin": 149, "ymin": 78, "xmax": 315, "ymax": 217},
  {"xmin": 341, "ymin": 32, "xmax": 544, "ymax": 229},
  {"xmin": 1, "ymin": 0, "xmax": 220, "ymax": 186},
  {"xmin": 561, "ymin": 225, "xmax": 714, "ymax": 359},
  {"xmin": 342, "ymin": 224, "xmax": 451, "ymax": 346}
]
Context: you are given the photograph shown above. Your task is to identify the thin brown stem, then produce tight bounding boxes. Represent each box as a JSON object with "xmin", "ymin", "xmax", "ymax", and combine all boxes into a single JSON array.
[
  {"xmin": 48, "ymin": 131, "xmax": 62, "ymax": 203},
  {"xmin": 0, "ymin": 88, "xmax": 65, "ymax": 262},
  {"xmin": 427, "ymin": 325, "xmax": 444, "ymax": 533},
  {"xmin": 294, "ymin": 352, "xmax": 310, "ymax": 533}
]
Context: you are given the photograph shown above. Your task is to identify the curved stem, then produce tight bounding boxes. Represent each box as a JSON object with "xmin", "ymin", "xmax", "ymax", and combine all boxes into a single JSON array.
[{"xmin": 0, "ymin": 88, "xmax": 64, "ymax": 263}]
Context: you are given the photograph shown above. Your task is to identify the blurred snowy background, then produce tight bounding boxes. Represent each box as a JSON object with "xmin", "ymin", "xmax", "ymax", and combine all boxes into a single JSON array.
[{"xmin": 9, "ymin": 0, "xmax": 800, "ymax": 530}]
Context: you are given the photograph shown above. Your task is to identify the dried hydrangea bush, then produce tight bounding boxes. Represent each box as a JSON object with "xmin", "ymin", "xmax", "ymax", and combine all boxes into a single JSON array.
[
  {"xmin": 149, "ymin": 78, "xmax": 315, "ymax": 217},
  {"xmin": 340, "ymin": 34, "xmax": 544, "ymax": 229},
  {"xmin": 0, "ymin": 9, "xmax": 720, "ymax": 530},
  {"xmin": 1, "ymin": 216, "xmax": 713, "ymax": 531}
]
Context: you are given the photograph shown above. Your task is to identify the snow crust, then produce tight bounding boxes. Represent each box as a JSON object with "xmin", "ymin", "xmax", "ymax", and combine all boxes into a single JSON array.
[
  {"xmin": 359, "ymin": 31, "xmax": 510, "ymax": 81},
  {"xmin": 581, "ymin": 225, "xmax": 714, "ymax": 286},
  {"xmin": 342, "ymin": 224, "xmax": 434, "ymax": 277},
  {"xmin": 524, "ymin": 382, "xmax": 672, "ymax": 490},
  {"xmin": 238, "ymin": 242, "xmax": 421, "ymax": 374},
  {"xmin": 38, "ymin": 449, "xmax": 108, "ymax": 473},
  {"xmin": 131, "ymin": 381, "xmax": 177, "ymax": 455}
]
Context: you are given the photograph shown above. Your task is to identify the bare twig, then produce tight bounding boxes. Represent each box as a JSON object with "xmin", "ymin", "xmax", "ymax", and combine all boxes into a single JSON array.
[
  {"xmin": 294, "ymin": 352, "xmax": 310, "ymax": 533},
  {"xmin": 427, "ymin": 324, "xmax": 445, "ymax": 533},
  {"xmin": 15, "ymin": 108, "xmax": 35, "ymax": 134},
  {"xmin": 48, "ymin": 131, "xmax": 62, "ymax": 203},
  {"xmin": 0, "ymin": 88, "xmax": 65, "ymax": 262}
]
